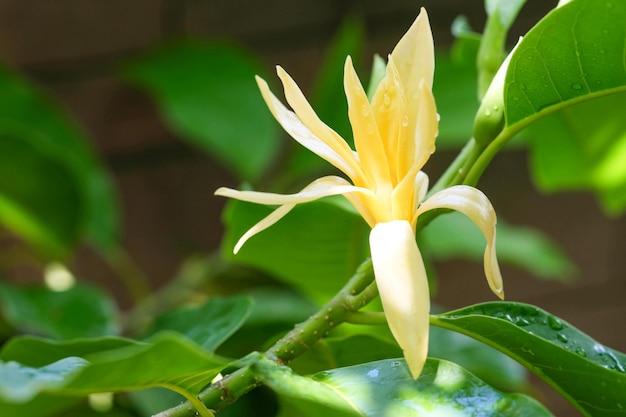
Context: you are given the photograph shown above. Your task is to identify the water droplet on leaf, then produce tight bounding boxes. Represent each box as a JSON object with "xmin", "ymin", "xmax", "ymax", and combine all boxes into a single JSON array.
[
  {"xmin": 548, "ymin": 315, "xmax": 564, "ymax": 330},
  {"xmin": 557, "ymin": 333, "xmax": 568, "ymax": 343},
  {"xmin": 571, "ymin": 83, "xmax": 583, "ymax": 90}
]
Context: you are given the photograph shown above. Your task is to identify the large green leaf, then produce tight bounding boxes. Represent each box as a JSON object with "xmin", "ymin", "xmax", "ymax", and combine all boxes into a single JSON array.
[
  {"xmin": 221, "ymin": 198, "xmax": 370, "ymax": 302},
  {"xmin": 503, "ymin": 0, "xmax": 626, "ymax": 212},
  {"xmin": 0, "ymin": 281, "xmax": 119, "ymax": 340},
  {"xmin": 124, "ymin": 41, "xmax": 279, "ymax": 182},
  {"xmin": 432, "ymin": 302, "xmax": 626, "ymax": 416},
  {"xmin": 0, "ymin": 66, "xmax": 118, "ymax": 255},
  {"xmin": 256, "ymin": 356, "xmax": 553, "ymax": 417},
  {"xmin": 146, "ymin": 295, "xmax": 252, "ymax": 350},
  {"xmin": 0, "ymin": 333, "xmax": 227, "ymax": 413},
  {"xmin": 419, "ymin": 211, "xmax": 576, "ymax": 281}
]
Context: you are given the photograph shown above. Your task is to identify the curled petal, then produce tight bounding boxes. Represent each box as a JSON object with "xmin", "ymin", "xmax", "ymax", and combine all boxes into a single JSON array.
[
  {"xmin": 256, "ymin": 76, "xmax": 359, "ymax": 179},
  {"xmin": 369, "ymin": 220, "xmax": 430, "ymax": 379},
  {"xmin": 215, "ymin": 176, "xmax": 374, "ymax": 253},
  {"xmin": 416, "ymin": 185, "xmax": 504, "ymax": 298}
]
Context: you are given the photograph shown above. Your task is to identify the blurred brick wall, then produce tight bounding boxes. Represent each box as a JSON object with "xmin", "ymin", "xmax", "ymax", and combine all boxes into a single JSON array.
[{"xmin": 0, "ymin": 1, "xmax": 624, "ymax": 415}]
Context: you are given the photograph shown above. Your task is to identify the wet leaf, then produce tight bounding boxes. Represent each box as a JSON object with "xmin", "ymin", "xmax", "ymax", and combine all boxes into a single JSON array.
[{"xmin": 433, "ymin": 302, "xmax": 626, "ymax": 416}]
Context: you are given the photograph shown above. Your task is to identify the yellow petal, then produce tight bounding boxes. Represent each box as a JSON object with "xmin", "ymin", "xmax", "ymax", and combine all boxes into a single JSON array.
[
  {"xmin": 369, "ymin": 220, "xmax": 430, "ymax": 379},
  {"xmin": 215, "ymin": 176, "xmax": 375, "ymax": 253},
  {"xmin": 255, "ymin": 75, "xmax": 360, "ymax": 179},
  {"xmin": 416, "ymin": 185, "xmax": 504, "ymax": 298},
  {"xmin": 344, "ymin": 56, "xmax": 392, "ymax": 190},
  {"xmin": 370, "ymin": 56, "xmax": 406, "ymax": 184},
  {"xmin": 275, "ymin": 67, "xmax": 365, "ymax": 184},
  {"xmin": 390, "ymin": 8, "xmax": 434, "ymax": 93}
]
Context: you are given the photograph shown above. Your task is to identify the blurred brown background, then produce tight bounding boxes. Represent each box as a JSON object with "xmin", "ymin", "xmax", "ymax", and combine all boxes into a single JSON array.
[{"xmin": 0, "ymin": 1, "xmax": 624, "ymax": 415}]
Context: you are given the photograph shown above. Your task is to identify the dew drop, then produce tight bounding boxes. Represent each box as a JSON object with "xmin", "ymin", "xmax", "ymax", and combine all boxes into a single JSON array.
[
  {"xmin": 512, "ymin": 96, "xmax": 520, "ymax": 101},
  {"xmin": 599, "ymin": 49, "xmax": 606, "ymax": 54},
  {"xmin": 401, "ymin": 115, "xmax": 409, "ymax": 127},
  {"xmin": 411, "ymin": 90, "xmax": 420, "ymax": 101},
  {"xmin": 575, "ymin": 347, "xmax": 587, "ymax": 357},
  {"xmin": 361, "ymin": 104, "xmax": 370, "ymax": 117},
  {"xmin": 366, "ymin": 123, "xmax": 376, "ymax": 135},
  {"xmin": 484, "ymin": 108, "xmax": 492, "ymax": 117},
  {"xmin": 516, "ymin": 317, "xmax": 531, "ymax": 327},
  {"xmin": 548, "ymin": 315, "xmax": 564, "ymax": 330},
  {"xmin": 383, "ymin": 93, "xmax": 391, "ymax": 106},
  {"xmin": 557, "ymin": 333, "xmax": 569, "ymax": 343},
  {"xmin": 571, "ymin": 83, "xmax": 583, "ymax": 90},
  {"xmin": 492, "ymin": 104, "xmax": 499, "ymax": 112}
]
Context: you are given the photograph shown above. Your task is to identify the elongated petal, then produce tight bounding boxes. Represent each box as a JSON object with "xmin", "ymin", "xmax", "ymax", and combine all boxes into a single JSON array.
[
  {"xmin": 215, "ymin": 176, "xmax": 374, "ymax": 253},
  {"xmin": 275, "ymin": 67, "xmax": 364, "ymax": 184},
  {"xmin": 416, "ymin": 185, "xmax": 504, "ymax": 298},
  {"xmin": 256, "ymin": 76, "xmax": 359, "ymax": 179},
  {"xmin": 369, "ymin": 220, "xmax": 430, "ymax": 379},
  {"xmin": 344, "ymin": 56, "xmax": 391, "ymax": 190},
  {"xmin": 390, "ymin": 8, "xmax": 434, "ymax": 92}
]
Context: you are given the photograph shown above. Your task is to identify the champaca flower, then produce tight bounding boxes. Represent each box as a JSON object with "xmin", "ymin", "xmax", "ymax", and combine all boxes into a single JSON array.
[{"xmin": 215, "ymin": 8, "xmax": 503, "ymax": 379}]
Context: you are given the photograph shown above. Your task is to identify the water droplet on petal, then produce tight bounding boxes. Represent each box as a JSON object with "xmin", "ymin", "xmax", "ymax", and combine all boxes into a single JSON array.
[
  {"xmin": 383, "ymin": 93, "xmax": 391, "ymax": 106},
  {"xmin": 361, "ymin": 104, "xmax": 370, "ymax": 117},
  {"xmin": 401, "ymin": 115, "xmax": 409, "ymax": 127}
]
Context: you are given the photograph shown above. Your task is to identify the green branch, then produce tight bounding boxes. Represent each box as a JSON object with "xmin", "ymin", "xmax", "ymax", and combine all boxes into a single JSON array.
[{"xmin": 153, "ymin": 259, "xmax": 377, "ymax": 417}]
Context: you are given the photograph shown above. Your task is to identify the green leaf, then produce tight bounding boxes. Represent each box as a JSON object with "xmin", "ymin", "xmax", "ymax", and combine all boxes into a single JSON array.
[
  {"xmin": 0, "ymin": 65, "xmax": 119, "ymax": 255},
  {"xmin": 429, "ymin": 326, "xmax": 528, "ymax": 392},
  {"xmin": 432, "ymin": 302, "xmax": 626, "ymax": 417},
  {"xmin": 0, "ymin": 281, "xmax": 119, "ymax": 340},
  {"xmin": 147, "ymin": 295, "xmax": 252, "ymax": 350},
  {"xmin": 124, "ymin": 41, "xmax": 279, "ymax": 182},
  {"xmin": 221, "ymin": 198, "xmax": 369, "ymax": 302},
  {"xmin": 0, "ymin": 357, "xmax": 88, "ymax": 402},
  {"xmin": 0, "ymin": 333, "xmax": 227, "ymax": 408},
  {"xmin": 419, "ymin": 211, "xmax": 576, "ymax": 281},
  {"xmin": 525, "ymin": 92, "xmax": 626, "ymax": 213},
  {"xmin": 0, "ymin": 336, "xmax": 135, "ymax": 367},
  {"xmin": 257, "ymin": 356, "xmax": 553, "ymax": 417},
  {"xmin": 503, "ymin": 0, "xmax": 626, "ymax": 212}
]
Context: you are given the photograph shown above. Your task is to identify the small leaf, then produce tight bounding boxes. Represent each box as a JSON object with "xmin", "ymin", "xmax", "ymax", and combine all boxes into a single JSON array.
[
  {"xmin": 124, "ymin": 41, "xmax": 279, "ymax": 182},
  {"xmin": 258, "ymin": 355, "xmax": 553, "ymax": 417},
  {"xmin": 147, "ymin": 295, "xmax": 252, "ymax": 351},
  {"xmin": 221, "ymin": 198, "xmax": 369, "ymax": 302},
  {"xmin": 0, "ymin": 281, "xmax": 119, "ymax": 340},
  {"xmin": 433, "ymin": 302, "xmax": 626, "ymax": 417}
]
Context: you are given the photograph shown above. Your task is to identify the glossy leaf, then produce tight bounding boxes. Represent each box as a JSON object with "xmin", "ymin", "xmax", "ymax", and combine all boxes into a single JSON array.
[
  {"xmin": 0, "ymin": 65, "xmax": 118, "ymax": 255},
  {"xmin": 419, "ymin": 211, "xmax": 576, "ymax": 280},
  {"xmin": 0, "ymin": 281, "xmax": 119, "ymax": 340},
  {"xmin": 503, "ymin": 0, "xmax": 626, "ymax": 212},
  {"xmin": 221, "ymin": 198, "xmax": 369, "ymax": 302},
  {"xmin": 0, "ymin": 357, "xmax": 88, "ymax": 402},
  {"xmin": 432, "ymin": 302, "xmax": 626, "ymax": 417},
  {"xmin": 259, "ymin": 356, "xmax": 553, "ymax": 417},
  {"xmin": 147, "ymin": 295, "xmax": 252, "ymax": 350},
  {"xmin": 0, "ymin": 333, "xmax": 227, "ymax": 412},
  {"xmin": 124, "ymin": 41, "xmax": 279, "ymax": 182}
]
